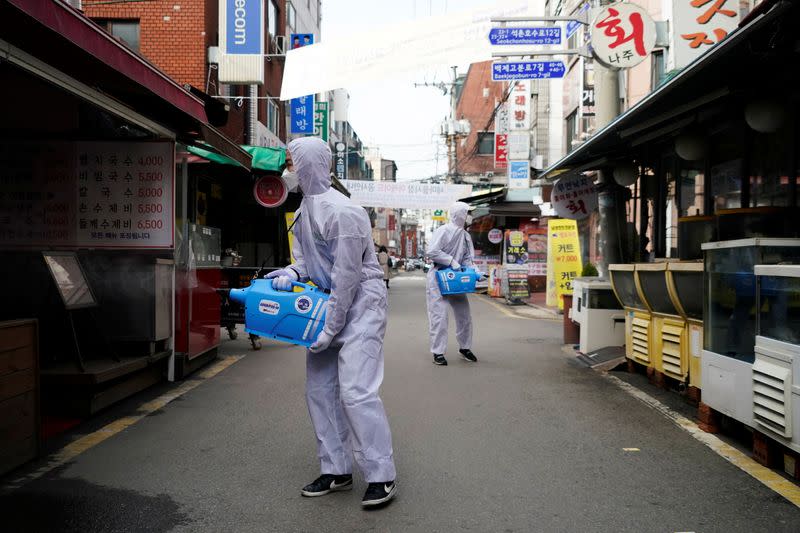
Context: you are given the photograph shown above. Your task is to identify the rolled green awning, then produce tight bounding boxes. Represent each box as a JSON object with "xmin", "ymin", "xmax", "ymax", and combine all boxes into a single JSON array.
[{"xmin": 186, "ymin": 143, "xmax": 286, "ymax": 172}]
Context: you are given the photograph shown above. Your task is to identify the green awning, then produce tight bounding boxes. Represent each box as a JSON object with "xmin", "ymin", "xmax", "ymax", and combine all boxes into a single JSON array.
[
  {"xmin": 186, "ymin": 143, "xmax": 286, "ymax": 173},
  {"xmin": 186, "ymin": 144, "xmax": 247, "ymax": 168},
  {"xmin": 241, "ymin": 145, "xmax": 285, "ymax": 172}
]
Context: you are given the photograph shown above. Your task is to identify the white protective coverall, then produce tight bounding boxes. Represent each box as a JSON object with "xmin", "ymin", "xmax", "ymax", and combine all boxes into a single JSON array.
[
  {"xmin": 426, "ymin": 202, "xmax": 475, "ymax": 355},
  {"xmin": 283, "ymin": 137, "xmax": 396, "ymax": 483}
]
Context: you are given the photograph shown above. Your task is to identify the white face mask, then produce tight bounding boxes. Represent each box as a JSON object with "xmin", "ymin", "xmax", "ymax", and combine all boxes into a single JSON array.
[
  {"xmin": 465, "ymin": 214, "xmax": 473, "ymax": 226},
  {"xmin": 281, "ymin": 168, "xmax": 299, "ymax": 193}
]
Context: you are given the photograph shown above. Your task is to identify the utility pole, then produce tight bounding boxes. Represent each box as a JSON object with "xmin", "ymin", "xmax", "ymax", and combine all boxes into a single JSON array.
[{"xmin": 414, "ymin": 66, "xmax": 461, "ymax": 184}]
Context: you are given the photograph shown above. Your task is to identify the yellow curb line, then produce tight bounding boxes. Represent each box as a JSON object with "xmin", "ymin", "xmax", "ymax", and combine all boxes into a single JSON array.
[
  {"xmin": 604, "ymin": 373, "xmax": 800, "ymax": 508},
  {"xmin": 2, "ymin": 355, "xmax": 244, "ymax": 492}
]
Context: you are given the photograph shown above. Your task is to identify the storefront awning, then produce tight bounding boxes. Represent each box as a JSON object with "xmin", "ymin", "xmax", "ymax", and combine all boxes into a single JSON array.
[
  {"xmin": 538, "ymin": 0, "xmax": 791, "ymax": 181},
  {"xmin": 186, "ymin": 144, "xmax": 287, "ymax": 173},
  {"xmin": 488, "ymin": 188, "xmax": 541, "ymax": 218},
  {"xmin": 2, "ymin": 0, "xmax": 249, "ymax": 167},
  {"xmin": 458, "ymin": 186, "xmax": 506, "ymax": 205}
]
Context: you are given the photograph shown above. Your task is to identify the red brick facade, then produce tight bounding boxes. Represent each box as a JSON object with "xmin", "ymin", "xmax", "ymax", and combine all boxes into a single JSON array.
[
  {"xmin": 84, "ymin": 0, "xmax": 210, "ymax": 90},
  {"xmin": 84, "ymin": 0, "xmax": 287, "ymax": 144},
  {"xmin": 454, "ymin": 61, "xmax": 507, "ymax": 176}
]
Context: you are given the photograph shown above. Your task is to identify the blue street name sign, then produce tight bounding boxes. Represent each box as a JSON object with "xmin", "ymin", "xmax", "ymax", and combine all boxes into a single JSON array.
[
  {"xmin": 566, "ymin": 2, "xmax": 590, "ymax": 39},
  {"xmin": 489, "ymin": 27, "xmax": 562, "ymax": 46},
  {"xmin": 491, "ymin": 61, "xmax": 566, "ymax": 81},
  {"xmin": 291, "ymin": 95, "xmax": 314, "ymax": 134}
]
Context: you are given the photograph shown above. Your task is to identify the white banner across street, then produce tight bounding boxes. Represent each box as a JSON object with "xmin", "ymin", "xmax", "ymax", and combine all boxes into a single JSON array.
[
  {"xmin": 341, "ymin": 180, "xmax": 472, "ymax": 210},
  {"xmin": 280, "ymin": 0, "xmax": 538, "ymax": 100}
]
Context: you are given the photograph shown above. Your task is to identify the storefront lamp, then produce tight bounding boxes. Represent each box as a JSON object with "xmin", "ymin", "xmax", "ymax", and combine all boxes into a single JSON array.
[
  {"xmin": 674, "ymin": 133, "xmax": 707, "ymax": 161},
  {"xmin": 612, "ymin": 163, "xmax": 638, "ymax": 186},
  {"xmin": 744, "ymin": 99, "xmax": 785, "ymax": 133}
]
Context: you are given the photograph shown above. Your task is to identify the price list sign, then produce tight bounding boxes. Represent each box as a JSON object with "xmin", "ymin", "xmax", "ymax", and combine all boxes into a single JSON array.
[{"xmin": 0, "ymin": 141, "xmax": 174, "ymax": 249}]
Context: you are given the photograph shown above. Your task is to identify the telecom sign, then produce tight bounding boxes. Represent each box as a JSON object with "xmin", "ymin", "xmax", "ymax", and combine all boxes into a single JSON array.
[
  {"xmin": 226, "ymin": 0, "xmax": 262, "ymax": 54},
  {"xmin": 290, "ymin": 95, "xmax": 314, "ymax": 134},
  {"xmin": 491, "ymin": 61, "xmax": 566, "ymax": 81},
  {"xmin": 489, "ymin": 27, "xmax": 561, "ymax": 46}
]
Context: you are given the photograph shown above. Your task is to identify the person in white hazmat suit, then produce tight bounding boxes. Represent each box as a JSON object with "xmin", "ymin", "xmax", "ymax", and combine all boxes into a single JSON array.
[
  {"xmin": 266, "ymin": 137, "xmax": 397, "ymax": 508},
  {"xmin": 426, "ymin": 202, "xmax": 480, "ymax": 366}
]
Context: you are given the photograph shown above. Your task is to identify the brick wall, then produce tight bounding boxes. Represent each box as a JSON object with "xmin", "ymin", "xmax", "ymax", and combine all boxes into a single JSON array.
[
  {"xmin": 84, "ymin": 0, "xmax": 209, "ymax": 90},
  {"xmin": 455, "ymin": 61, "xmax": 507, "ymax": 175}
]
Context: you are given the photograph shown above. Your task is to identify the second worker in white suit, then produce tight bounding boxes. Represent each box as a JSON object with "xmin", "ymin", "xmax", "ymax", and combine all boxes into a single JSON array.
[
  {"xmin": 266, "ymin": 137, "xmax": 397, "ymax": 508},
  {"xmin": 426, "ymin": 202, "xmax": 479, "ymax": 366}
]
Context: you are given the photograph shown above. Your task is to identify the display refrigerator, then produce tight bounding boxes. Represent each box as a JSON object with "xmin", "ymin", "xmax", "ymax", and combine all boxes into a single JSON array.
[
  {"xmin": 701, "ymin": 238, "xmax": 800, "ymax": 426},
  {"xmin": 666, "ymin": 261, "xmax": 704, "ymax": 390},
  {"xmin": 752, "ymin": 264, "xmax": 800, "ymax": 452},
  {"xmin": 609, "ymin": 264, "xmax": 652, "ymax": 367}
]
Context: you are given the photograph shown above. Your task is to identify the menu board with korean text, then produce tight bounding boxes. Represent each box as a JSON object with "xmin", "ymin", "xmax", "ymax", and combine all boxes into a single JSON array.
[{"xmin": 0, "ymin": 141, "xmax": 174, "ymax": 249}]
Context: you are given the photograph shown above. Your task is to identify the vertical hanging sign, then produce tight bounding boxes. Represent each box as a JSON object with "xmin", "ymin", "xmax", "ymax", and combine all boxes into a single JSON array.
[
  {"xmin": 314, "ymin": 101, "xmax": 329, "ymax": 142},
  {"xmin": 335, "ymin": 142, "xmax": 347, "ymax": 181}
]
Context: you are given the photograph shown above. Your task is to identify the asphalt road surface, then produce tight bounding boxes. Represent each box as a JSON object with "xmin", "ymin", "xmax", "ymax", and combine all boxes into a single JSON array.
[{"xmin": 3, "ymin": 274, "xmax": 800, "ymax": 532}]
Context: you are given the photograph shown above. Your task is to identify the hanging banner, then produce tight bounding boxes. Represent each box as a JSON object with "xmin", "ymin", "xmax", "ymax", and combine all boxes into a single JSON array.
[
  {"xmin": 291, "ymin": 95, "xmax": 314, "ymax": 134},
  {"xmin": 280, "ymin": 0, "xmax": 536, "ymax": 99},
  {"xmin": 314, "ymin": 101, "xmax": 329, "ymax": 142},
  {"xmin": 340, "ymin": 181, "xmax": 472, "ymax": 210},
  {"xmin": 546, "ymin": 219, "xmax": 582, "ymax": 310},
  {"xmin": 335, "ymin": 142, "xmax": 347, "ymax": 181}
]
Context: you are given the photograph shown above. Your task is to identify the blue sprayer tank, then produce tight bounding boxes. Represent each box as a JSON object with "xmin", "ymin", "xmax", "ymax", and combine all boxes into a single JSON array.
[
  {"xmin": 229, "ymin": 279, "xmax": 329, "ymax": 348},
  {"xmin": 436, "ymin": 267, "xmax": 480, "ymax": 295}
]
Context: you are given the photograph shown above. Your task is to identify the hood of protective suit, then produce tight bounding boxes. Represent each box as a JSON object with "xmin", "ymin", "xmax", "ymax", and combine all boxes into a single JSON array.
[
  {"xmin": 288, "ymin": 137, "xmax": 332, "ymax": 196},
  {"xmin": 448, "ymin": 202, "xmax": 470, "ymax": 227}
]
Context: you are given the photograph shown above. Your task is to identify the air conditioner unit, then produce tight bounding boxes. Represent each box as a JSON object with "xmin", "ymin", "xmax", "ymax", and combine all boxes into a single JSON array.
[{"xmin": 273, "ymin": 35, "xmax": 287, "ymax": 55}]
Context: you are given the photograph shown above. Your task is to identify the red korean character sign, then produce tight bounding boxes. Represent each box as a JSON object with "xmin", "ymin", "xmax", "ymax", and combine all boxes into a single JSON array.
[
  {"xmin": 551, "ymin": 174, "xmax": 598, "ymax": 221},
  {"xmin": 590, "ymin": 2, "xmax": 656, "ymax": 69},
  {"xmin": 494, "ymin": 134, "xmax": 508, "ymax": 170},
  {"xmin": 673, "ymin": 0, "xmax": 739, "ymax": 68}
]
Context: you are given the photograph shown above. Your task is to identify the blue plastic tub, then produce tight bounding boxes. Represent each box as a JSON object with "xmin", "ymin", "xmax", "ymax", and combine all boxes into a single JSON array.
[
  {"xmin": 436, "ymin": 267, "xmax": 480, "ymax": 295},
  {"xmin": 229, "ymin": 279, "xmax": 329, "ymax": 348}
]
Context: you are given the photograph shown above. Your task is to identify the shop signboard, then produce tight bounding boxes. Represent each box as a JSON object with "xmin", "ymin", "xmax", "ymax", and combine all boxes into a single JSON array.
[
  {"xmin": 505, "ymin": 264, "xmax": 531, "ymax": 303},
  {"xmin": 291, "ymin": 95, "xmax": 314, "ymax": 134},
  {"xmin": 290, "ymin": 33, "xmax": 314, "ymax": 50},
  {"xmin": 489, "ymin": 26, "xmax": 561, "ymax": 46},
  {"xmin": 335, "ymin": 142, "xmax": 347, "ymax": 181},
  {"xmin": 340, "ymin": 181, "xmax": 472, "ymax": 210},
  {"xmin": 546, "ymin": 219, "xmax": 582, "ymax": 309},
  {"xmin": 218, "ymin": 0, "xmax": 265, "ymax": 84},
  {"xmin": 253, "ymin": 174, "xmax": 287, "ymax": 208},
  {"xmin": 504, "ymin": 229, "xmax": 528, "ymax": 265},
  {"xmin": 432, "ymin": 209, "xmax": 447, "ymax": 222},
  {"xmin": 491, "ymin": 61, "xmax": 566, "ymax": 81},
  {"xmin": 488, "ymin": 228, "xmax": 503, "ymax": 244},
  {"xmin": 552, "ymin": 174, "xmax": 597, "ymax": 220},
  {"xmin": 509, "ymin": 161, "xmax": 530, "ymax": 189},
  {"xmin": 509, "ymin": 80, "xmax": 531, "ymax": 131},
  {"xmin": 494, "ymin": 134, "xmax": 508, "ymax": 170},
  {"xmin": 672, "ymin": 0, "xmax": 739, "ymax": 69},
  {"xmin": 314, "ymin": 101, "xmax": 329, "ymax": 142},
  {"xmin": 590, "ymin": 2, "xmax": 656, "ymax": 69},
  {"xmin": 0, "ymin": 141, "xmax": 174, "ymax": 249},
  {"xmin": 567, "ymin": 2, "xmax": 590, "ymax": 38},
  {"xmin": 508, "ymin": 134, "xmax": 530, "ymax": 161}
]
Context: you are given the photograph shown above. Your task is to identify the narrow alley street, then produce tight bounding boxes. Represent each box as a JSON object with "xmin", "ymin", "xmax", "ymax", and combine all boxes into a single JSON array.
[{"xmin": 2, "ymin": 275, "xmax": 799, "ymax": 532}]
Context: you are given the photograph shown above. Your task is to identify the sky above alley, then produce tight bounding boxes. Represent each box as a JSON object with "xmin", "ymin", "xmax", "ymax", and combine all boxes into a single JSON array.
[{"xmin": 320, "ymin": 0, "xmax": 541, "ymax": 182}]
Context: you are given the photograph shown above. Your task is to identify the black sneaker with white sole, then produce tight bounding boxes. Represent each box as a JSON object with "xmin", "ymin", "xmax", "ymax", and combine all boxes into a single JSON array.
[
  {"xmin": 433, "ymin": 353, "xmax": 447, "ymax": 366},
  {"xmin": 460, "ymin": 349, "xmax": 478, "ymax": 362},
  {"xmin": 362, "ymin": 480, "xmax": 397, "ymax": 507},
  {"xmin": 300, "ymin": 474, "xmax": 353, "ymax": 497}
]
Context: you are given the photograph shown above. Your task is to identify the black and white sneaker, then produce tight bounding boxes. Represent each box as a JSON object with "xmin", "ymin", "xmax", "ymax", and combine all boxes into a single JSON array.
[
  {"xmin": 300, "ymin": 474, "xmax": 353, "ymax": 497},
  {"xmin": 362, "ymin": 480, "xmax": 397, "ymax": 507},
  {"xmin": 460, "ymin": 349, "xmax": 478, "ymax": 362},
  {"xmin": 433, "ymin": 353, "xmax": 447, "ymax": 366}
]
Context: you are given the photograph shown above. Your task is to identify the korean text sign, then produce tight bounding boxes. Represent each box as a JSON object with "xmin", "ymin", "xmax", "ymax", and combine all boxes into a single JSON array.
[
  {"xmin": 226, "ymin": 0, "xmax": 262, "ymax": 54},
  {"xmin": 552, "ymin": 174, "xmax": 597, "ymax": 220},
  {"xmin": 590, "ymin": 2, "xmax": 656, "ymax": 69},
  {"xmin": 291, "ymin": 95, "xmax": 314, "ymax": 134},
  {"xmin": 673, "ymin": 0, "xmax": 739, "ymax": 69},
  {"xmin": 0, "ymin": 141, "xmax": 174, "ymax": 248},
  {"xmin": 340, "ymin": 180, "xmax": 472, "ymax": 210},
  {"xmin": 494, "ymin": 134, "xmax": 508, "ymax": 170},
  {"xmin": 546, "ymin": 219, "xmax": 582, "ymax": 309}
]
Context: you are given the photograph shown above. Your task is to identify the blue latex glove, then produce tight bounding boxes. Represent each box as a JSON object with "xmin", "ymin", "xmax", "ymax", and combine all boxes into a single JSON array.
[
  {"xmin": 272, "ymin": 276, "xmax": 294, "ymax": 292},
  {"xmin": 309, "ymin": 330, "xmax": 334, "ymax": 353}
]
